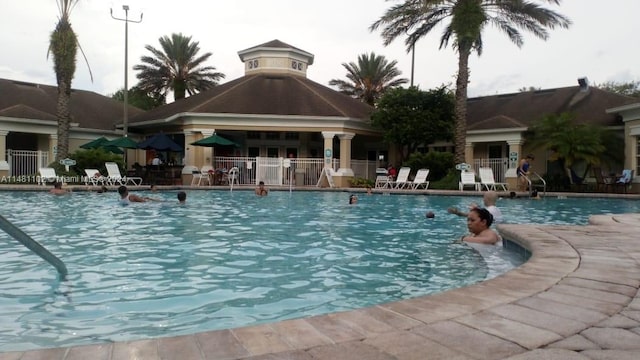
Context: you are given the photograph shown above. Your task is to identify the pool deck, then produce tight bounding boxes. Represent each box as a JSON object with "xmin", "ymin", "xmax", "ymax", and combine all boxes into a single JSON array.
[{"xmin": 1, "ymin": 189, "xmax": 640, "ymax": 359}]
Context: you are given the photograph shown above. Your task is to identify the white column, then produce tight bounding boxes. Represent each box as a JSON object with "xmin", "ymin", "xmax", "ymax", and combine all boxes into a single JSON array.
[
  {"xmin": 337, "ymin": 132, "xmax": 355, "ymax": 176},
  {"xmin": 0, "ymin": 130, "xmax": 7, "ymax": 161},
  {"xmin": 321, "ymin": 131, "xmax": 337, "ymax": 169},
  {"xmin": 201, "ymin": 130, "xmax": 214, "ymax": 167}
]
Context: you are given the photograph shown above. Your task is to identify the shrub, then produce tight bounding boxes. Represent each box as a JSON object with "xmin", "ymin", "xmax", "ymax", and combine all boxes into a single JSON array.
[
  {"xmin": 349, "ymin": 177, "xmax": 374, "ymax": 188},
  {"xmin": 403, "ymin": 151, "xmax": 455, "ymax": 181},
  {"xmin": 429, "ymin": 169, "xmax": 460, "ymax": 190},
  {"xmin": 69, "ymin": 148, "xmax": 125, "ymax": 178}
]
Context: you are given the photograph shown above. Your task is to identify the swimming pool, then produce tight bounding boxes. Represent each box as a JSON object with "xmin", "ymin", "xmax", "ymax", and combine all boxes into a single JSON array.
[{"xmin": 0, "ymin": 190, "xmax": 637, "ymax": 352}]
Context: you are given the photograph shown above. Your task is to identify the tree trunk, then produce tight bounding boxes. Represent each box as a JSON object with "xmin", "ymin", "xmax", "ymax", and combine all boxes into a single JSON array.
[
  {"xmin": 55, "ymin": 79, "xmax": 71, "ymax": 161},
  {"xmin": 454, "ymin": 47, "xmax": 471, "ymax": 164}
]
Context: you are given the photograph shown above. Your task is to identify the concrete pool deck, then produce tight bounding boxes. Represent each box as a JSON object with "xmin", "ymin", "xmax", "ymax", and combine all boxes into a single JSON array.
[{"xmin": 1, "ymin": 191, "xmax": 640, "ymax": 359}]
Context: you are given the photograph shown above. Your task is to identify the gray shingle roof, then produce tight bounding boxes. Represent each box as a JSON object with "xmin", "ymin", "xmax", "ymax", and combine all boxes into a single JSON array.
[
  {"xmin": 0, "ymin": 78, "xmax": 144, "ymax": 131},
  {"xmin": 467, "ymin": 86, "xmax": 637, "ymax": 131},
  {"xmin": 130, "ymin": 74, "xmax": 374, "ymax": 123}
]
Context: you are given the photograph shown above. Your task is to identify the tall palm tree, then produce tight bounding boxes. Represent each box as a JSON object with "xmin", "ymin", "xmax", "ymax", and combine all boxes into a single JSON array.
[
  {"xmin": 371, "ymin": 0, "xmax": 571, "ymax": 164},
  {"xmin": 134, "ymin": 33, "xmax": 225, "ymax": 101},
  {"xmin": 329, "ymin": 52, "xmax": 408, "ymax": 106},
  {"xmin": 49, "ymin": 0, "xmax": 91, "ymax": 161}
]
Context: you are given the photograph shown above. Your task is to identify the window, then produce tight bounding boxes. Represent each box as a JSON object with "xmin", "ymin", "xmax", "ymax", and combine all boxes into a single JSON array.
[
  {"xmin": 265, "ymin": 132, "xmax": 280, "ymax": 140},
  {"xmin": 247, "ymin": 131, "xmax": 261, "ymax": 139},
  {"xmin": 284, "ymin": 132, "xmax": 298, "ymax": 140},
  {"xmin": 248, "ymin": 147, "xmax": 260, "ymax": 157}
]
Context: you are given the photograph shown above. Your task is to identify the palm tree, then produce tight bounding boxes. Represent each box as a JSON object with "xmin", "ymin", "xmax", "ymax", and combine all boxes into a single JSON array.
[
  {"xmin": 527, "ymin": 112, "xmax": 621, "ymax": 179},
  {"xmin": 134, "ymin": 33, "xmax": 225, "ymax": 101},
  {"xmin": 370, "ymin": 0, "xmax": 571, "ymax": 164},
  {"xmin": 48, "ymin": 0, "xmax": 92, "ymax": 161},
  {"xmin": 329, "ymin": 52, "xmax": 408, "ymax": 106}
]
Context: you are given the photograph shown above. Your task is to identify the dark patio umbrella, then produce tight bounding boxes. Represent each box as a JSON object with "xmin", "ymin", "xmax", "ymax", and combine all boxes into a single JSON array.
[
  {"xmin": 137, "ymin": 133, "xmax": 182, "ymax": 152},
  {"xmin": 190, "ymin": 133, "xmax": 239, "ymax": 148},
  {"xmin": 79, "ymin": 136, "xmax": 124, "ymax": 154},
  {"xmin": 104, "ymin": 136, "xmax": 139, "ymax": 149},
  {"xmin": 79, "ymin": 137, "xmax": 109, "ymax": 149}
]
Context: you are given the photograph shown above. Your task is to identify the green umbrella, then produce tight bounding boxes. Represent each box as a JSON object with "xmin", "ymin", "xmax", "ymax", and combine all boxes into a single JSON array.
[
  {"xmin": 80, "ymin": 137, "xmax": 109, "ymax": 149},
  {"xmin": 79, "ymin": 137, "xmax": 124, "ymax": 154},
  {"xmin": 105, "ymin": 136, "xmax": 139, "ymax": 149},
  {"xmin": 191, "ymin": 134, "xmax": 239, "ymax": 148}
]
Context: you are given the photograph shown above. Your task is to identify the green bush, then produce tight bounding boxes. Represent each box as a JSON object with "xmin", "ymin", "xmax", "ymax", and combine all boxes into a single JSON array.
[
  {"xmin": 429, "ymin": 169, "xmax": 461, "ymax": 190},
  {"xmin": 403, "ymin": 151, "xmax": 455, "ymax": 181},
  {"xmin": 69, "ymin": 148, "xmax": 125, "ymax": 178},
  {"xmin": 349, "ymin": 177, "xmax": 374, "ymax": 188}
]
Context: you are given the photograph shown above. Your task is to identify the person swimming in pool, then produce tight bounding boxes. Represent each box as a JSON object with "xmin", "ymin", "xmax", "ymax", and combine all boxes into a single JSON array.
[{"xmin": 255, "ymin": 181, "xmax": 268, "ymax": 196}]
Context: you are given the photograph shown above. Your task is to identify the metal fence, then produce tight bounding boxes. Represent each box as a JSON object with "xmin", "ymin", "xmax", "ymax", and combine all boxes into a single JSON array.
[
  {"xmin": 213, "ymin": 157, "xmax": 377, "ymax": 186},
  {"xmin": 7, "ymin": 150, "xmax": 49, "ymax": 176},
  {"xmin": 473, "ymin": 158, "xmax": 509, "ymax": 183}
]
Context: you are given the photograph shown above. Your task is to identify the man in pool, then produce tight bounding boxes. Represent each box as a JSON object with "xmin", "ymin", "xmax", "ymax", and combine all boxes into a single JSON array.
[
  {"xmin": 461, "ymin": 207, "xmax": 501, "ymax": 245},
  {"xmin": 49, "ymin": 181, "xmax": 69, "ymax": 195},
  {"xmin": 255, "ymin": 181, "xmax": 268, "ymax": 196},
  {"xmin": 448, "ymin": 190, "xmax": 503, "ymax": 224},
  {"xmin": 118, "ymin": 185, "xmax": 148, "ymax": 203}
]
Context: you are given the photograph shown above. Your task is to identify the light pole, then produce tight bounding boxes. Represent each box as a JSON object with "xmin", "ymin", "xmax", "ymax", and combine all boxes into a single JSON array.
[
  {"xmin": 110, "ymin": 5, "xmax": 142, "ymax": 137},
  {"xmin": 410, "ymin": 43, "xmax": 415, "ymax": 87}
]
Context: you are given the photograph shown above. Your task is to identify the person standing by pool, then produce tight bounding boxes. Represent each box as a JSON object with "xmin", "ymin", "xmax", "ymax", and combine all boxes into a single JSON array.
[
  {"xmin": 448, "ymin": 191, "xmax": 503, "ymax": 224},
  {"xmin": 255, "ymin": 181, "xmax": 268, "ymax": 196},
  {"xmin": 461, "ymin": 208, "xmax": 501, "ymax": 245},
  {"xmin": 517, "ymin": 154, "xmax": 534, "ymax": 191}
]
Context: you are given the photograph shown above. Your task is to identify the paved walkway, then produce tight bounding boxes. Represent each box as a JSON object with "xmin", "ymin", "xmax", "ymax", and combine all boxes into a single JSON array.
[{"xmin": 2, "ymin": 213, "xmax": 640, "ymax": 359}]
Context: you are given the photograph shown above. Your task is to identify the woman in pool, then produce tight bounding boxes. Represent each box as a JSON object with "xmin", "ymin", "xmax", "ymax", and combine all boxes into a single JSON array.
[{"xmin": 461, "ymin": 207, "xmax": 501, "ymax": 245}]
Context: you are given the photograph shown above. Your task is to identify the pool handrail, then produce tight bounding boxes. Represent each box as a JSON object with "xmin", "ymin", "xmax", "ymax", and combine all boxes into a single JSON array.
[{"xmin": 0, "ymin": 214, "xmax": 68, "ymax": 278}]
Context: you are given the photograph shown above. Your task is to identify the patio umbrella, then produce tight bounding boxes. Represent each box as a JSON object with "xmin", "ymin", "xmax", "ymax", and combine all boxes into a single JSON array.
[
  {"xmin": 190, "ymin": 133, "xmax": 239, "ymax": 148},
  {"xmin": 79, "ymin": 137, "xmax": 109, "ymax": 149},
  {"xmin": 137, "ymin": 133, "xmax": 182, "ymax": 152},
  {"xmin": 79, "ymin": 137, "xmax": 124, "ymax": 154},
  {"xmin": 104, "ymin": 136, "xmax": 139, "ymax": 149}
]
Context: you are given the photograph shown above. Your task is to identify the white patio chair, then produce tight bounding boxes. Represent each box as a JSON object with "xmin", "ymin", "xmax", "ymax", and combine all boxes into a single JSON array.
[
  {"xmin": 84, "ymin": 168, "xmax": 108, "ymax": 186},
  {"xmin": 410, "ymin": 169, "xmax": 430, "ymax": 190},
  {"xmin": 38, "ymin": 167, "xmax": 59, "ymax": 185},
  {"xmin": 191, "ymin": 166, "xmax": 211, "ymax": 186},
  {"xmin": 479, "ymin": 167, "xmax": 508, "ymax": 191},
  {"xmin": 459, "ymin": 171, "xmax": 480, "ymax": 191},
  {"xmin": 105, "ymin": 162, "xmax": 142, "ymax": 186},
  {"xmin": 375, "ymin": 175, "xmax": 391, "ymax": 189},
  {"xmin": 392, "ymin": 167, "xmax": 412, "ymax": 189}
]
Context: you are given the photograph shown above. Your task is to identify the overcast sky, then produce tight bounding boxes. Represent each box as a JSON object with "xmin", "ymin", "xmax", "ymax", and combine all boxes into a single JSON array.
[{"xmin": 2, "ymin": 0, "xmax": 639, "ymax": 101}]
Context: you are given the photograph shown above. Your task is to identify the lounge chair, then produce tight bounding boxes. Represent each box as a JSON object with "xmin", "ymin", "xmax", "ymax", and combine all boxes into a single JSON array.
[
  {"xmin": 592, "ymin": 167, "xmax": 613, "ymax": 193},
  {"xmin": 84, "ymin": 169, "xmax": 108, "ymax": 186},
  {"xmin": 105, "ymin": 162, "xmax": 142, "ymax": 186},
  {"xmin": 479, "ymin": 167, "xmax": 508, "ymax": 191},
  {"xmin": 459, "ymin": 171, "xmax": 479, "ymax": 191},
  {"xmin": 410, "ymin": 169, "xmax": 430, "ymax": 190},
  {"xmin": 375, "ymin": 175, "xmax": 391, "ymax": 189},
  {"xmin": 391, "ymin": 167, "xmax": 412, "ymax": 189},
  {"xmin": 38, "ymin": 167, "xmax": 59, "ymax": 185}
]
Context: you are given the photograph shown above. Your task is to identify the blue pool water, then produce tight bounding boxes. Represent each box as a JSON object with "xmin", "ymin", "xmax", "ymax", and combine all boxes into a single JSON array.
[{"xmin": 0, "ymin": 190, "xmax": 638, "ymax": 352}]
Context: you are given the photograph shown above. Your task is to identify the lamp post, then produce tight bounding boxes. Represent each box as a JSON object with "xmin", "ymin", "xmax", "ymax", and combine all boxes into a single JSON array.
[
  {"xmin": 410, "ymin": 43, "xmax": 415, "ymax": 87},
  {"xmin": 110, "ymin": 5, "xmax": 142, "ymax": 137}
]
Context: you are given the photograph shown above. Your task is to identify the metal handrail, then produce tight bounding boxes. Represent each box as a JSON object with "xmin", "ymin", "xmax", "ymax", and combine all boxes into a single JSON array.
[
  {"xmin": 0, "ymin": 214, "xmax": 67, "ymax": 278},
  {"xmin": 524, "ymin": 172, "xmax": 547, "ymax": 196}
]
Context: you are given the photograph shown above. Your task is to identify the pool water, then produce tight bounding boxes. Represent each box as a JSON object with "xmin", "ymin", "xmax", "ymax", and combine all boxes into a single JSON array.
[{"xmin": 0, "ymin": 191, "xmax": 637, "ymax": 352}]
